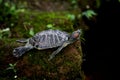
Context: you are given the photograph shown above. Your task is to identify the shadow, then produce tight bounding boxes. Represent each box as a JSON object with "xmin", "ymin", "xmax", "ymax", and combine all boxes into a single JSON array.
[{"xmin": 82, "ymin": 0, "xmax": 119, "ymax": 80}]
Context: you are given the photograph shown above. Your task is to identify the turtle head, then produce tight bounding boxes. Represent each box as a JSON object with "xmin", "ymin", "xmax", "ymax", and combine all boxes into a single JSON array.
[
  {"xmin": 69, "ymin": 29, "xmax": 82, "ymax": 43},
  {"xmin": 13, "ymin": 46, "xmax": 31, "ymax": 57}
]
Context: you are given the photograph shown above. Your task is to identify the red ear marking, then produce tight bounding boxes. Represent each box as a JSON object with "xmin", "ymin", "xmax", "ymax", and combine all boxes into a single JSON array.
[{"xmin": 73, "ymin": 33, "xmax": 79, "ymax": 38}]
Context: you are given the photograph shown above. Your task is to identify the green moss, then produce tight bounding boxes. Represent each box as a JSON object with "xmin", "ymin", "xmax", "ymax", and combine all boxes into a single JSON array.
[{"xmin": 10, "ymin": 10, "xmax": 77, "ymax": 38}]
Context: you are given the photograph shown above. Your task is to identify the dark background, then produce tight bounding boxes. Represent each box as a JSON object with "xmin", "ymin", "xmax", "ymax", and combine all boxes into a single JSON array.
[{"xmin": 82, "ymin": 0, "xmax": 119, "ymax": 80}]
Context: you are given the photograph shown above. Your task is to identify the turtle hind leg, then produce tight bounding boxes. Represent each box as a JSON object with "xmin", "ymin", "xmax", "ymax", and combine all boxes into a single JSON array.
[
  {"xmin": 13, "ymin": 46, "xmax": 33, "ymax": 57},
  {"xmin": 48, "ymin": 42, "xmax": 70, "ymax": 61},
  {"xmin": 16, "ymin": 39, "xmax": 28, "ymax": 43}
]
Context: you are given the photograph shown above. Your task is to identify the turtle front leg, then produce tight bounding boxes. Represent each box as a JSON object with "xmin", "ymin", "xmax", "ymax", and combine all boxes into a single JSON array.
[
  {"xmin": 16, "ymin": 39, "xmax": 28, "ymax": 43},
  {"xmin": 48, "ymin": 42, "xmax": 70, "ymax": 61}
]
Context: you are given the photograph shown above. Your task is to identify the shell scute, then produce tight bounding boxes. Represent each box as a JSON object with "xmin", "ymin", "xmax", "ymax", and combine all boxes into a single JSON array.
[{"xmin": 28, "ymin": 30, "xmax": 69, "ymax": 49}]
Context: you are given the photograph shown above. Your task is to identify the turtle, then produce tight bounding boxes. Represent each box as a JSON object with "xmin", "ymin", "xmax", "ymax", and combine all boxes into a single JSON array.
[{"xmin": 13, "ymin": 29, "xmax": 82, "ymax": 60}]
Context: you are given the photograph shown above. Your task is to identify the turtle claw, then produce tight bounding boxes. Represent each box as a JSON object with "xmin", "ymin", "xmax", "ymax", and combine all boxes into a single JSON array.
[
  {"xmin": 48, "ymin": 53, "xmax": 56, "ymax": 61},
  {"xmin": 48, "ymin": 56, "xmax": 53, "ymax": 61},
  {"xmin": 16, "ymin": 39, "xmax": 28, "ymax": 43}
]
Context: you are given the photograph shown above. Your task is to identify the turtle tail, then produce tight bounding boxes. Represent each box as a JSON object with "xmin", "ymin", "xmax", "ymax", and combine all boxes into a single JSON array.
[{"xmin": 13, "ymin": 46, "xmax": 32, "ymax": 57}]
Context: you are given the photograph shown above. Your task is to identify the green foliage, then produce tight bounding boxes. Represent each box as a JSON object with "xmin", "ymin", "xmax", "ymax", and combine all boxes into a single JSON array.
[
  {"xmin": 70, "ymin": 0, "xmax": 77, "ymax": 4},
  {"xmin": 118, "ymin": 0, "xmax": 120, "ymax": 2},
  {"xmin": 67, "ymin": 14, "xmax": 76, "ymax": 21},
  {"xmin": 29, "ymin": 28, "xmax": 35, "ymax": 36},
  {"xmin": 0, "ymin": 0, "xmax": 2, "ymax": 4},
  {"xmin": 0, "ymin": 0, "xmax": 25, "ymax": 28},
  {"xmin": 82, "ymin": 9, "xmax": 97, "ymax": 19},
  {"xmin": 69, "ymin": 0, "xmax": 78, "ymax": 9},
  {"xmin": 46, "ymin": 24, "xmax": 56, "ymax": 29},
  {"xmin": 6, "ymin": 62, "xmax": 18, "ymax": 78},
  {"xmin": 6, "ymin": 62, "xmax": 17, "ymax": 73},
  {"xmin": 0, "ymin": 28, "xmax": 10, "ymax": 39},
  {"xmin": 96, "ymin": 0, "xmax": 101, "ymax": 8}
]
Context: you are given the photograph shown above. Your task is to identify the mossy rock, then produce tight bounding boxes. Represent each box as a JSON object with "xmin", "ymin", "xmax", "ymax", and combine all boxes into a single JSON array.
[{"xmin": 0, "ymin": 39, "xmax": 84, "ymax": 80}]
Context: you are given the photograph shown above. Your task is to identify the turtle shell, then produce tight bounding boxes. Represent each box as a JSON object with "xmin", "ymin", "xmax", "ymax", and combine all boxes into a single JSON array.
[{"xmin": 28, "ymin": 30, "xmax": 70, "ymax": 49}]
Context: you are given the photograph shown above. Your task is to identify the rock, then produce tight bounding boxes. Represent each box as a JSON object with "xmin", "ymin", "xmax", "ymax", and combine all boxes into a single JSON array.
[{"xmin": 0, "ymin": 39, "xmax": 84, "ymax": 80}]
